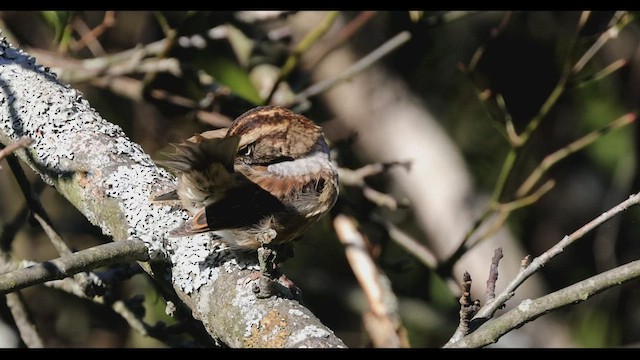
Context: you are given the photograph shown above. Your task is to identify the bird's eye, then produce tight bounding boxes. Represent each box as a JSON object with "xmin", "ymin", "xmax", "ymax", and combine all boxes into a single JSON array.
[{"xmin": 238, "ymin": 145, "xmax": 252, "ymax": 157}]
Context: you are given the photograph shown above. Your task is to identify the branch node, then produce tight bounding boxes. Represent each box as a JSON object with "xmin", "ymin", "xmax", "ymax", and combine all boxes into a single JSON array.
[{"xmin": 485, "ymin": 247, "xmax": 503, "ymax": 304}]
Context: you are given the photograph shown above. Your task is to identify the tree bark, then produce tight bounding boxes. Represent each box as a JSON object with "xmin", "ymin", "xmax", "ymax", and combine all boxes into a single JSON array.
[{"xmin": 0, "ymin": 37, "xmax": 345, "ymax": 348}]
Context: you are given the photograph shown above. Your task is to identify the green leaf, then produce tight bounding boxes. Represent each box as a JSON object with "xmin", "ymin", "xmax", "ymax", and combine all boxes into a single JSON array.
[
  {"xmin": 207, "ymin": 57, "xmax": 264, "ymax": 105},
  {"xmin": 40, "ymin": 11, "xmax": 73, "ymax": 43}
]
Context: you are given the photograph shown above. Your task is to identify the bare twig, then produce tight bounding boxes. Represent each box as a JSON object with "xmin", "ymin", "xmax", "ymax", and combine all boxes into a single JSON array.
[
  {"xmin": 572, "ymin": 59, "xmax": 627, "ymax": 89},
  {"xmin": 444, "ymin": 180, "xmax": 554, "ymax": 272},
  {"xmin": 339, "ymin": 161, "xmax": 412, "ymax": 185},
  {"xmin": 467, "ymin": 11, "xmax": 514, "ymax": 72},
  {"xmin": 449, "ymin": 11, "xmax": 632, "ymax": 269},
  {"xmin": 0, "ymin": 137, "xmax": 33, "ymax": 169},
  {"xmin": 494, "ymin": 180, "xmax": 556, "ymax": 214},
  {"xmin": 333, "ymin": 214, "xmax": 408, "ymax": 348},
  {"xmin": 495, "ymin": 93, "xmax": 521, "ymax": 146},
  {"xmin": 424, "ymin": 11, "xmax": 479, "ymax": 27},
  {"xmin": 70, "ymin": 11, "xmax": 116, "ymax": 54},
  {"xmin": 371, "ymin": 215, "xmax": 438, "ymax": 270},
  {"xmin": 471, "ymin": 191, "xmax": 640, "ymax": 325},
  {"xmin": 571, "ymin": 11, "xmax": 630, "ymax": 75},
  {"xmin": 32, "ymin": 213, "xmax": 106, "ymax": 297},
  {"xmin": 447, "ymin": 259, "xmax": 640, "ymax": 348},
  {"xmin": 266, "ymin": 11, "xmax": 339, "ymax": 104},
  {"xmin": 446, "ymin": 272, "xmax": 480, "ymax": 345},
  {"xmin": 71, "ymin": 18, "xmax": 104, "ymax": 56},
  {"xmin": 486, "ymin": 248, "xmax": 503, "ymax": 304},
  {"xmin": 27, "ymin": 40, "xmax": 169, "ymax": 84},
  {"xmin": 516, "ymin": 112, "xmax": 636, "ymax": 198},
  {"xmin": 449, "ymin": 112, "xmax": 634, "ymax": 267},
  {"xmin": 339, "ymin": 161, "xmax": 412, "ymax": 210},
  {"xmin": 141, "ymin": 12, "xmax": 179, "ymax": 90},
  {"xmin": 42, "ymin": 276, "xmax": 204, "ymax": 347},
  {"xmin": 5, "ymin": 291, "xmax": 44, "ymax": 348},
  {"xmin": 489, "ymin": 11, "xmax": 590, "ymax": 205},
  {"xmin": 305, "ymin": 11, "xmax": 378, "ymax": 69},
  {"xmin": 6, "ymin": 147, "xmax": 106, "ymax": 297},
  {"xmin": 0, "ymin": 240, "xmax": 150, "ymax": 295},
  {"xmin": 5, "ymin": 156, "xmax": 51, "ymax": 225},
  {"xmin": 290, "ymin": 31, "xmax": 412, "ymax": 106}
]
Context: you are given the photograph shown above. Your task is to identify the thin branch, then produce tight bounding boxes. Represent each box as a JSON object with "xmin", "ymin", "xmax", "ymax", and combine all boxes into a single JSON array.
[
  {"xmin": 70, "ymin": 11, "xmax": 116, "ymax": 54},
  {"xmin": 71, "ymin": 17, "xmax": 106, "ymax": 56},
  {"xmin": 371, "ymin": 215, "xmax": 438, "ymax": 270},
  {"xmin": 5, "ymin": 156, "xmax": 52, "ymax": 225},
  {"xmin": 27, "ymin": 39, "xmax": 168, "ymax": 84},
  {"xmin": 339, "ymin": 161, "xmax": 412, "ymax": 210},
  {"xmin": 446, "ymin": 259, "xmax": 640, "ymax": 348},
  {"xmin": 333, "ymin": 214, "xmax": 408, "ymax": 348},
  {"xmin": 448, "ymin": 11, "xmax": 620, "ymax": 267},
  {"xmin": 5, "ymin": 291, "xmax": 44, "ymax": 348},
  {"xmin": 361, "ymin": 187, "xmax": 407, "ymax": 210},
  {"xmin": 1, "ymin": 246, "xmax": 45, "ymax": 348},
  {"xmin": 0, "ymin": 240, "xmax": 150, "ymax": 295},
  {"xmin": 290, "ymin": 31, "xmax": 412, "ymax": 106},
  {"xmin": 485, "ymin": 248, "xmax": 503, "ymax": 304},
  {"xmin": 467, "ymin": 11, "xmax": 514, "ymax": 73},
  {"xmin": 571, "ymin": 59, "xmax": 627, "ymax": 89},
  {"xmin": 424, "ymin": 11, "xmax": 479, "ymax": 27},
  {"xmin": 0, "ymin": 137, "xmax": 33, "ymax": 168},
  {"xmin": 142, "ymin": 12, "xmax": 179, "ymax": 90},
  {"xmin": 7, "ymin": 146, "xmax": 107, "ymax": 297},
  {"xmin": 305, "ymin": 11, "xmax": 378, "ymax": 69},
  {"xmin": 42, "ymin": 275, "xmax": 204, "ymax": 347},
  {"xmin": 516, "ymin": 112, "xmax": 636, "ymax": 198},
  {"xmin": 571, "ymin": 11, "xmax": 630, "ymax": 75},
  {"xmin": 490, "ymin": 11, "xmax": 590, "ymax": 206},
  {"xmin": 495, "ymin": 93, "xmax": 521, "ymax": 146},
  {"xmin": 493, "ymin": 179, "xmax": 556, "ymax": 214},
  {"xmin": 266, "ymin": 11, "xmax": 339, "ymax": 104},
  {"xmin": 443, "ymin": 180, "xmax": 554, "ymax": 272},
  {"xmin": 446, "ymin": 272, "xmax": 480, "ymax": 346},
  {"xmin": 339, "ymin": 161, "xmax": 412, "ymax": 185},
  {"xmin": 32, "ymin": 212, "xmax": 106, "ymax": 297},
  {"xmin": 471, "ymin": 191, "xmax": 640, "ymax": 325}
]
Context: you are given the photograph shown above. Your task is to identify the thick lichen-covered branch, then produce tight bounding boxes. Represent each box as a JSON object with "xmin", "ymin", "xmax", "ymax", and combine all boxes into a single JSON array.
[{"xmin": 0, "ymin": 37, "xmax": 344, "ymax": 348}]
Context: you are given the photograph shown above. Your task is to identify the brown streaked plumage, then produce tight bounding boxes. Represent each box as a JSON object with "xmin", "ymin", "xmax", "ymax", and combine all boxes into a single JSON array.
[{"xmin": 156, "ymin": 105, "xmax": 339, "ymax": 251}]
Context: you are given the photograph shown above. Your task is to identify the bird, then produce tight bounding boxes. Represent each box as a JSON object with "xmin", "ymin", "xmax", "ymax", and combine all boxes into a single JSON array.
[{"xmin": 155, "ymin": 105, "xmax": 339, "ymax": 297}]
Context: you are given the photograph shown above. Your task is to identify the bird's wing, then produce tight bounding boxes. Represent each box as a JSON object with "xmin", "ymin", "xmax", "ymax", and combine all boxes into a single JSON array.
[{"xmin": 168, "ymin": 178, "xmax": 285, "ymax": 237}]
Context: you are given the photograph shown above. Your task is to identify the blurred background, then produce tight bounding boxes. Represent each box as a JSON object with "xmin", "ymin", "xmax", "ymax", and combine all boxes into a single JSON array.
[{"xmin": 0, "ymin": 10, "xmax": 639, "ymax": 348}]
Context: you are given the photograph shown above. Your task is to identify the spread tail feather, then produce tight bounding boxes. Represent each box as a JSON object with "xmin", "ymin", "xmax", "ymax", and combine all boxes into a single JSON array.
[{"xmin": 158, "ymin": 135, "xmax": 241, "ymax": 173}]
